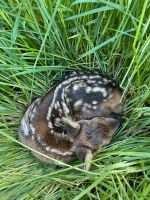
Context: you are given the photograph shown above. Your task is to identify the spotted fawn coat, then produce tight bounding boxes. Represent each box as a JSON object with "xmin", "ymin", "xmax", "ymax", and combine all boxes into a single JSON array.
[{"xmin": 19, "ymin": 72, "xmax": 123, "ymax": 170}]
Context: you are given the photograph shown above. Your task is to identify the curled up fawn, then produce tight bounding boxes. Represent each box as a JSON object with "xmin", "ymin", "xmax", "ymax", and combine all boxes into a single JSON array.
[{"xmin": 19, "ymin": 71, "xmax": 123, "ymax": 170}]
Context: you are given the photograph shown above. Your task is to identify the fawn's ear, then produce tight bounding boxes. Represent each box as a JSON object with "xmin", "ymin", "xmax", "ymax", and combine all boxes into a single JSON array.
[
  {"xmin": 73, "ymin": 145, "xmax": 93, "ymax": 171},
  {"xmin": 62, "ymin": 117, "xmax": 80, "ymax": 138}
]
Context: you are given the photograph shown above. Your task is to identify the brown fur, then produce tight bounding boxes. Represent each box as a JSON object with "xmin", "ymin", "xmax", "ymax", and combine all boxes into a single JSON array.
[
  {"xmin": 19, "ymin": 134, "xmax": 74, "ymax": 164},
  {"xmin": 99, "ymin": 88, "xmax": 123, "ymax": 116},
  {"xmin": 72, "ymin": 117, "xmax": 118, "ymax": 155}
]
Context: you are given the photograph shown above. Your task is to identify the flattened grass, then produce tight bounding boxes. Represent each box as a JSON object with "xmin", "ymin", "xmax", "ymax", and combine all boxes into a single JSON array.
[{"xmin": 0, "ymin": 0, "xmax": 149, "ymax": 199}]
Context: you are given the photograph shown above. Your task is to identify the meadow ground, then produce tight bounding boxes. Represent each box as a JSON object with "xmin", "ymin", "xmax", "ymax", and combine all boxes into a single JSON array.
[{"xmin": 0, "ymin": 0, "xmax": 149, "ymax": 199}]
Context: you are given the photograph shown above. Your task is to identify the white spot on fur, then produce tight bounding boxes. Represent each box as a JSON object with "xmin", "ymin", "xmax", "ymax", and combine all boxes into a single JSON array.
[
  {"xmin": 48, "ymin": 122, "xmax": 53, "ymax": 129},
  {"xmin": 54, "ymin": 118, "xmax": 61, "ymax": 126},
  {"xmin": 86, "ymin": 87, "xmax": 92, "ymax": 93},
  {"xmin": 50, "ymin": 148, "xmax": 73, "ymax": 156},
  {"xmin": 103, "ymin": 78, "xmax": 109, "ymax": 83},
  {"xmin": 45, "ymin": 146, "xmax": 73, "ymax": 156},
  {"xmin": 62, "ymin": 102, "xmax": 69, "ymax": 115},
  {"xmin": 20, "ymin": 117, "xmax": 29, "ymax": 136},
  {"xmin": 45, "ymin": 146, "xmax": 51, "ymax": 152},
  {"xmin": 73, "ymin": 84, "xmax": 80, "ymax": 91},
  {"xmin": 74, "ymin": 99, "xmax": 83, "ymax": 107},
  {"xmin": 82, "ymin": 75, "xmax": 88, "ymax": 79},
  {"xmin": 37, "ymin": 135, "xmax": 41, "ymax": 141},
  {"xmin": 30, "ymin": 124, "xmax": 36, "ymax": 134},
  {"xmin": 30, "ymin": 105, "xmax": 38, "ymax": 120},
  {"xmin": 87, "ymin": 80, "xmax": 96, "ymax": 84},
  {"xmin": 92, "ymin": 106, "xmax": 97, "ymax": 109},
  {"xmin": 89, "ymin": 75, "xmax": 101, "ymax": 79},
  {"xmin": 92, "ymin": 100, "xmax": 98, "ymax": 105},
  {"xmin": 61, "ymin": 132, "xmax": 65, "ymax": 137},
  {"xmin": 92, "ymin": 87, "xmax": 107, "ymax": 97},
  {"xmin": 56, "ymin": 101, "xmax": 60, "ymax": 107},
  {"xmin": 54, "ymin": 104, "xmax": 57, "ymax": 109},
  {"xmin": 66, "ymin": 98, "xmax": 70, "ymax": 103}
]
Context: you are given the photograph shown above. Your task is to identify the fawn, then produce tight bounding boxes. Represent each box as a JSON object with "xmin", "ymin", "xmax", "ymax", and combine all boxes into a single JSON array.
[{"xmin": 19, "ymin": 72, "xmax": 122, "ymax": 170}]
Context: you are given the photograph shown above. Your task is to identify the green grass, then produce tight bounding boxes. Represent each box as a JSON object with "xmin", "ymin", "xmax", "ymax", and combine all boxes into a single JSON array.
[{"xmin": 0, "ymin": 0, "xmax": 150, "ymax": 199}]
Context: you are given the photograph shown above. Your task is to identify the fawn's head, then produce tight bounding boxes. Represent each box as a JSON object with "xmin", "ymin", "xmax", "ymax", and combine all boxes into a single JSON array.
[{"xmin": 62, "ymin": 116, "xmax": 120, "ymax": 170}]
